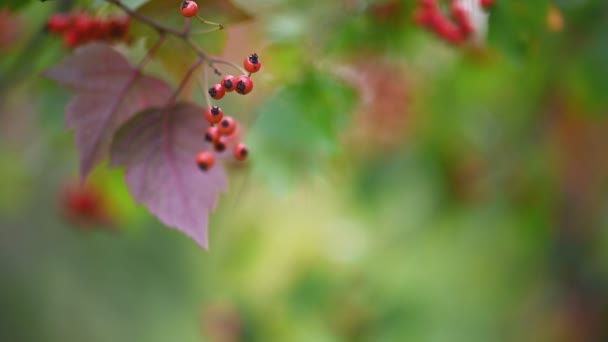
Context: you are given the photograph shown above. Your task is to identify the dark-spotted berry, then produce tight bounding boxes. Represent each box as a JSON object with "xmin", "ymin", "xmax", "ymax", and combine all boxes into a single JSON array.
[
  {"xmin": 204, "ymin": 126, "xmax": 220, "ymax": 143},
  {"xmin": 180, "ymin": 0, "xmax": 198, "ymax": 18},
  {"xmin": 235, "ymin": 76, "xmax": 253, "ymax": 95},
  {"xmin": 205, "ymin": 106, "xmax": 224, "ymax": 124},
  {"xmin": 233, "ymin": 143, "xmax": 248, "ymax": 161},
  {"xmin": 195, "ymin": 150, "xmax": 215, "ymax": 171},
  {"xmin": 221, "ymin": 75, "xmax": 237, "ymax": 92},
  {"xmin": 243, "ymin": 53, "xmax": 261, "ymax": 73},
  {"xmin": 213, "ymin": 137, "xmax": 228, "ymax": 152},
  {"xmin": 209, "ymin": 84, "xmax": 226, "ymax": 100},
  {"xmin": 218, "ymin": 116, "xmax": 236, "ymax": 136}
]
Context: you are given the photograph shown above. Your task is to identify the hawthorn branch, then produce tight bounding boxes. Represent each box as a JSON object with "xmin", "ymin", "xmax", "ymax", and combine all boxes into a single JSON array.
[{"xmin": 107, "ymin": 0, "xmax": 232, "ymax": 75}]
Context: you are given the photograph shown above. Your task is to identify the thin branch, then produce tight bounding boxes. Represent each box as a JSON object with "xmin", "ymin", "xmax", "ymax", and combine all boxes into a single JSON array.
[
  {"xmin": 165, "ymin": 57, "xmax": 205, "ymax": 108},
  {"xmin": 199, "ymin": 66, "xmax": 213, "ymax": 108},
  {"xmin": 135, "ymin": 33, "xmax": 166, "ymax": 72},
  {"xmin": 106, "ymin": 0, "xmax": 186, "ymax": 37},
  {"xmin": 208, "ymin": 59, "xmax": 247, "ymax": 76}
]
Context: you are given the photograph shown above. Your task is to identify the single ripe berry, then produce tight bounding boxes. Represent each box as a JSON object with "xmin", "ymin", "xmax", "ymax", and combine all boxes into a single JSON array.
[
  {"xmin": 204, "ymin": 106, "xmax": 224, "ymax": 124},
  {"xmin": 72, "ymin": 13, "xmax": 91, "ymax": 36},
  {"xmin": 180, "ymin": 0, "xmax": 199, "ymax": 18},
  {"xmin": 480, "ymin": 0, "xmax": 494, "ymax": 8},
  {"xmin": 47, "ymin": 14, "xmax": 71, "ymax": 33},
  {"xmin": 195, "ymin": 150, "xmax": 215, "ymax": 171},
  {"xmin": 110, "ymin": 16, "xmax": 130, "ymax": 38},
  {"xmin": 204, "ymin": 126, "xmax": 221, "ymax": 143},
  {"xmin": 233, "ymin": 143, "xmax": 248, "ymax": 161},
  {"xmin": 217, "ymin": 116, "xmax": 236, "ymax": 136},
  {"xmin": 243, "ymin": 53, "xmax": 261, "ymax": 73},
  {"xmin": 235, "ymin": 76, "xmax": 253, "ymax": 95},
  {"xmin": 221, "ymin": 75, "xmax": 237, "ymax": 92},
  {"xmin": 63, "ymin": 29, "xmax": 80, "ymax": 48},
  {"xmin": 213, "ymin": 136, "xmax": 228, "ymax": 152},
  {"xmin": 208, "ymin": 84, "xmax": 226, "ymax": 100}
]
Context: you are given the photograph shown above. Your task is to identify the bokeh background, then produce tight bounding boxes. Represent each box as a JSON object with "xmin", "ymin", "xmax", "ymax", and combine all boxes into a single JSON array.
[{"xmin": 2, "ymin": 0, "xmax": 608, "ymax": 341}]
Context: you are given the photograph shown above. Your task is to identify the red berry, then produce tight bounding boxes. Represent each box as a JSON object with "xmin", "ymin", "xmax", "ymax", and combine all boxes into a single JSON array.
[
  {"xmin": 180, "ymin": 0, "xmax": 199, "ymax": 18},
  {"xmin": 47, "ymin": 14, "xmax": 71, "ymax": 33},
  {"xmin": 213, "ymin": 136, "xmax": 228, "ymax": 152},
  {"xmin": 233, "ymin": 143, "xmax": 248, "ymax": 161},
  {"xmin": 420, "ymin": 0, "xmax": 436, "ymax": 10},
  {"xmin": 235, "ymin": 76, "xmax": 253, "ymax": 95},
  {"xmin": 221, "ymin": 75, "xmax": 237, "ymax": 92},
  {"xmin": 243, "ymin": 53, "xmax": 261, "ymax": 73},
  {"xmin": 63, "ymin": 29, "xmax": 80, "ymax": 48},
  {"xmin": 217, "ymin": 116, "xmax": 236, "ymax": 136},
  {"xmin": 204, "ymin": 126, "xmax": 221, "ymax": 143},
  {"xmin": 195, "ymin": 151, "xmax": 215, "ymax": 171},
  {"xmin": 208, "ymin": 84, "xmax": 226, "ymax": 100},
  {"xmin": 86, "ymin": 18, "xmax": 103, "ymax": 40},
  {"xmin": 480, "ymin": 0, "xmax": 494, "ymax": 8},
  {"xmin": 72, "ymin": 13, "xmax": 91, "ymax": 35},
  {"xmin": 110, "ymin": 16, "xmax": 130, "ymax": 39},
  {"xmin": 204, "ymin": 106, "xmax": 224, "ymax": 124}
]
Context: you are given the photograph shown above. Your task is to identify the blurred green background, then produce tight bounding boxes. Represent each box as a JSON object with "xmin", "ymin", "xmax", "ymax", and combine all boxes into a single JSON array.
[{"xmin": 2, "ymin": 0, "xmax": 608, "ymax": 341}]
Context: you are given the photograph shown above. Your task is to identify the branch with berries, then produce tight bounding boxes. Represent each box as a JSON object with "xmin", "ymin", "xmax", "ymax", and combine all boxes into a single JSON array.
[{"xmin": 43, "ymin": 0, "xmax": 262, "ymax": 249}]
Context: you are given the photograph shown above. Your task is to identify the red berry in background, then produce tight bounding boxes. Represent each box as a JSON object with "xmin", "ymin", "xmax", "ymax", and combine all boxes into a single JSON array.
[
  {"xmin": 420, "ymin": 0, "xmax": 436, "ymax": 10},
  {"xmin": 180, "ymin": 0, "xmax": 199, "ymax": 18},
  {"xmin": 233, "ymin": 143, "xmax": 248, "ymax": 161},
  {"xmin": 195, "ymin": 150, "xmax": 215, "ymax": 171},
  {"xmin": 209, "ymin": 84, "xmax": 226, "ymax": 100},
  {"xmin": 217, "ymin": 116, "xmax": 236, "ymax": 136},
  {"xmin": 221, "ymin": 75, "xmax": 237, "ymax": 92},
  {"xmin": 63, "ymin": 29, "xmax": 80, "ymax": 48},
  {"xmin": 205, "ymin": 106, "xmax": 224, "ymax": 124},
  {"xmin": 108, "ymin": 17, "xmax": 129, "ymax": 39},
  {"xmin": 47, "ymin": 13, "xmax": 71, "ymax": 33},
  {"xmin": 451, "ymin": 4, "xmax": 473, "ymax": 36},
  {"xmin": 243, "ymin": 53, "xmax": 261, "ymax": 73},
  {"xmin": 235, "ymin": 76, "xmax": 253, "ymax": 95},
  {"xmin": 59, "ymin": 183, "xmax": 113, "ymax": 229},
  {"xmin": 86, "ymin": 18, "xmax": 103, "ymax": 40},
  {"xmin": 213, "ymin": 136, "xmax": 228, "ymax": 152},
  {"xmin": 204, "ymin": 126, "xmax": 221, "ymax": 143},
  {"xmin": 480, "ymin": 0, "xmax": 494, "ymax": 8},
  {"xmin": 72, "ymin": 13, "xmax": 90, "ymax": 35}
]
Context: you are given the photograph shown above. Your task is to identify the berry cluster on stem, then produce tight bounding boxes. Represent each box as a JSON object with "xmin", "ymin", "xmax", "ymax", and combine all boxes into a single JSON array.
[
  {"xmin": 47, "ymin": 12, "xmax": 130, "ymax": 48},
  {"xmin": 413, "ymin": 0, "xmax": 493, "ymax": 45},
  {"xmin": 197, "ymin": 52, "xmax": 262, "ymax": 171}
]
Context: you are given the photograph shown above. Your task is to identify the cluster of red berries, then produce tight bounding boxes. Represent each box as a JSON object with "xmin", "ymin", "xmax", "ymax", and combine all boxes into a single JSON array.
[
  {"xmin": 413, "ymin": 0, "xmax": 493, "ymax": 45},
  {"xmin": 195, "ymin": 53, "xmax": 262, "ymax": 171},
  {"xmin": 47, "ymin": 12, "xmax": 130, "ymax": 49}
]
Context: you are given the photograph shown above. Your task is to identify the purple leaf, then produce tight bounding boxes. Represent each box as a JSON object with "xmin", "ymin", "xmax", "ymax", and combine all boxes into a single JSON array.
[
  {"xmin": 42, "ymin": 43, "xmax": 173, "ymax": 180},
  {"xmin": 110, "ymin": 103, "xmax": 227, "ymax": 249}
]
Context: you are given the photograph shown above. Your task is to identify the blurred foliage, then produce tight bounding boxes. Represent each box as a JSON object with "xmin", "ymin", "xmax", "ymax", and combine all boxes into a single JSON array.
[{"xmin": 2, "ymin": 0, "xmax": 608, "ymax": 341}]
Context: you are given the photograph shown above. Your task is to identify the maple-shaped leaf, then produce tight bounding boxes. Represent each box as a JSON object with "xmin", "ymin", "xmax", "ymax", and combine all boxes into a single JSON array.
[
  {"xmin": 42, "ymin": 43, "xmax": 173, "ymax": 180},
  {"xmin": 110, "ymin": 103, "xmax": 227, "ymax": 249}
]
